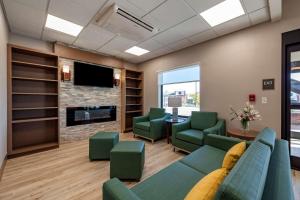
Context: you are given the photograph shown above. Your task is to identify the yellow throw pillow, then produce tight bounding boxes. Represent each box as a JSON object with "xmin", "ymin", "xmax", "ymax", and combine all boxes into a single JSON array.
[
  {"xmin": 184, "ymin": 168, "xmax": 227, "ymax": 200},
  {"xmin": 222, "ymin": 141, "xmax": 246, "ymax": 170}
]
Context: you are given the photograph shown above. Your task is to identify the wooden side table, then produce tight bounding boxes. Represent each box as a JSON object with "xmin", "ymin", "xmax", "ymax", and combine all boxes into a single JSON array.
[
  {"xmin": 165, "ymin": 118, "xmax": 186, "ymax": 144},
  {"xmin": 227, "ymin": 129, "xmax": 259, "ymax": 140}
]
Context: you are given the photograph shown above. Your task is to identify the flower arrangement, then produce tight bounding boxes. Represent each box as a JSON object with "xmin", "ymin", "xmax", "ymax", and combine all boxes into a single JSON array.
[{"xmin": 230, "ymin": 102, "xmax": 261, "ymax": 131}]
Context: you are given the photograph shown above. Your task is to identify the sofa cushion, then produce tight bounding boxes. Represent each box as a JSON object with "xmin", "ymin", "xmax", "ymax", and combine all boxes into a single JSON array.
[
  {"xmin": 180, "ymin": 145, "xmax": 226, "ymax": 174},
  {"xmin": 184, "ymin": 168, "xmax": 227, "ymax": 200},
  {"xmin": 149, "ymin": 108, "xmax": 165, "ymax": 120},
  {"xmin": 215, "ymin": 141, "xmax": 271, "ymax": 200},
  {"xmin": 176, "ymin": 129, "xmax": 204, "ymax": 145},
  {"xmin": 191, "ymin": 112, "xmax": 217, "ymax": 130},
  {"xmin": 255, "ymin": 127, "xmax": 276, "ymax": 151},
  {"xmin": 135, "ymin": 122, "xmax": 150, "ymax": 131},
  {"xmin": 132, "ymin": 161, "xmax": 206, "ymax": 200},
  {"xmin": 222, "ymin": 142, "xmax": 246, "ymax": 171}
]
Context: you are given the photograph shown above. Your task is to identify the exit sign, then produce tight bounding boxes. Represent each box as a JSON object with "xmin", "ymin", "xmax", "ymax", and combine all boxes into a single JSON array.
[{"xmin": 263, "ymin": 79, "xmax": 275, "ymax": 90}]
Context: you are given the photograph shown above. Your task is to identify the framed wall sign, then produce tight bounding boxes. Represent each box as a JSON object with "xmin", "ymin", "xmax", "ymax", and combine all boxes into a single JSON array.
[{"xmin": 263, "ymin": 79, "xmax": 275, "ymax": 90}]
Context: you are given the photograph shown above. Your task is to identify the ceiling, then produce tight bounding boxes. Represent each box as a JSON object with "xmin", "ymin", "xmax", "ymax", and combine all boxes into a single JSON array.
[{"xmin": 2, "ymin": 0, "xmax": 280, "ymax": 64}]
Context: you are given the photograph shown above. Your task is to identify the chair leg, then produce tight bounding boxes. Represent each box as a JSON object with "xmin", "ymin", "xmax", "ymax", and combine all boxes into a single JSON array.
[
  {"xmin": 151, "ymin": 139, "xmax": 154, "ymax": 144},
  {"xmin": 133, "ymin": 134, "xmax": 135, "ymax": 138},
  {"xmin": 173, "ymin": 147, "xmax": 176, "ymax": 152}
]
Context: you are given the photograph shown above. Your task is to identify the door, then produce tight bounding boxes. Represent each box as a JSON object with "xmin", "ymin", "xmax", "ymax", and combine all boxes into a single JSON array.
[{"xmin": 282, "ymin": 29, "xmax": 300, "ymax": 170}]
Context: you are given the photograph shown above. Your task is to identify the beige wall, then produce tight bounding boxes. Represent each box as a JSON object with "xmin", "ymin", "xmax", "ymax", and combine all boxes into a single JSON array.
[
  {"xmin": 140, "ymin": 0, "xmax": 300, "ymax": 137},
  {"xmin": 0, "ymin": 6, "xmax": 8, "ymax": 167}
]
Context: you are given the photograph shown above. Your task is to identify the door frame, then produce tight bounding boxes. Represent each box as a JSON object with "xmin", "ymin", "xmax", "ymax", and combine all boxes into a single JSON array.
[{"xmin": 282, "ymin": 28, "xmax": 300, "ymax": 170}]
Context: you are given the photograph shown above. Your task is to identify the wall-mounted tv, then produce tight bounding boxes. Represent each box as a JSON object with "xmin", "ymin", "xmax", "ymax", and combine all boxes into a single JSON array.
[{"xmin": 74, "ymin": 61, "xmax": 114, "ymax": 88}]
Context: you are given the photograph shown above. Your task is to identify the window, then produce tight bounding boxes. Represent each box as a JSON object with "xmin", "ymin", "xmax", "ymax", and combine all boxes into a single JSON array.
[{"xmin": 158, "ymin": 65, "xmax": 200, "ymax": 116}]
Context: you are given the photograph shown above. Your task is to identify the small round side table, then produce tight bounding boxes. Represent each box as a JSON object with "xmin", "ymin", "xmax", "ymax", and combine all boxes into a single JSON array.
[{"xmin": 227, "ymin": 129, "xmax": 259, "ymax": 141}]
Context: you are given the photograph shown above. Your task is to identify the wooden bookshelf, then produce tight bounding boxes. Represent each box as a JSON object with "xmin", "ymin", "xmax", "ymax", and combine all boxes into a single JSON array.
[
  {"xmin": 122, "ymin": 69, "xmax": 144, "ymax": 132},
  {"xmin": 7, "ymin": 44, "xmax": 59, "ymax": 158}
]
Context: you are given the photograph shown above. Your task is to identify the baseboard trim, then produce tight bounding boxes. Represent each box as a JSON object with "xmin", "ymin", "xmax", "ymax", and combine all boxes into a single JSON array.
[{"xmin": 0, "ymin": 155, "xmax": 7, "ymax": 181}]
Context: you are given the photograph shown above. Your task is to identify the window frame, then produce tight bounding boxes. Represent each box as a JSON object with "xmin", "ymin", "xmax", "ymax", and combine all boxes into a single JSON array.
[{"xmin": 158, "ymin": 65, "xmax": 200, "ymax": 117}]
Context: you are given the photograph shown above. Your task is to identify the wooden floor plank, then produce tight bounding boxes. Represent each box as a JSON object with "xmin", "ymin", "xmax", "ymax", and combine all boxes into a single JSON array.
[{"xmin": 0, "ymin": 133, "xmax": 299, "ymax": 199}]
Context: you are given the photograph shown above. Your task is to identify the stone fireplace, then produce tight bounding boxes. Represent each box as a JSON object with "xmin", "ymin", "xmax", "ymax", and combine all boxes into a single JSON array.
[{"xmin": 59, "ymin": 58, "xmax": 121, "ymax": 142}]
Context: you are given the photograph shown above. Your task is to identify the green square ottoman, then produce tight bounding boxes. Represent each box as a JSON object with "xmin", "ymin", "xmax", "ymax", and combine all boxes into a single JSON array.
[
  {"xmin": 110, "ymin": 141, "xmax": 145, "ymax": 180},
  {"xmin": 89, "ymin": 132, "xmax": 119, "ymax": 160}
]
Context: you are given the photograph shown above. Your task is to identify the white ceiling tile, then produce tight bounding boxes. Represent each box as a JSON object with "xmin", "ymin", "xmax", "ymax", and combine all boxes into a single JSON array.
[
  {"xmin": 171, "ymin": 15, "xmax": 210, "ymax": 38},
  {"xmin": 42, "ymin": 29, "xmax": 77, "ymax": 44},
  {"xmin": 74, "ymin": 24, "xmax": 115, "ymax": 50},
  {"xmin": 10, "ymin": 0, "xmax": 48, "ymax": 10},
  {"xmin": 167, "ymin": 39, "xmax": 193, "ymax": 51},
  {"xmin": 48, "ymin": 0, "xmax": 106, "ymax": 26},
  {"xmin": 10, "ymin": 26, "xmax": 41, "ymax": 39},
  {"xmin": 114, "ymin": 0, "xmax": 147, "ymax": 18},
  {"xmin": 213, "ymin": 15, "xmax": 251, "ymax": 36},
  {"xmin": 3, "ymin": 0, "xmax": 46, "ymax": 39},
  {"xmin": 152, "ymin": 28, "xmax": 184, "ymax": 45},
  {"xmin": 97, "ymin": 36, "xmax": 137, "ymax": 53},
  {"xmin": 118, "ymin": 52, "xmax": 137, "ymax": 60},
  {"xmin": 137, "ymin": 39, "xmax": 163, "ymax": 51},
  {"xmin": 184, "ymin": 0, "xmax": 224, "ymax": 13},
  {"xmin": 142, "ymin": 0, "xmax": 196, "ymax": 31},
  {"xmin": 188, "ymin": 29, "xmax": 217, "ymax": 44},
  {"xmin": 242, "ymin": 0, "xmax": 268, "ymax": 13},
  {"xmin": 127, "ymin": 0, "xmax": 166, "ymax": 13},
  {"xmin": 249, "ymin": 7, "xmax": 270, "ymax": 25},
  {"xmin": 152, "ymin": 46, "xmax": 174, "ymax": 57}
]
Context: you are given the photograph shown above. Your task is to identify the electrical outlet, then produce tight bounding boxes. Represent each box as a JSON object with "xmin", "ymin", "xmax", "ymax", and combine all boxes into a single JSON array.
[{"xmin": 262, "ymin": 97, "xmax": 268, "ymax": 104}]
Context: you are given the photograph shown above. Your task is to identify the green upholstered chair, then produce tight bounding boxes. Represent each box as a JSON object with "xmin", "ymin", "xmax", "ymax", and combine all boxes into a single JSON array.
[
  {"xmin": 172, "ymin": 111, "xmax": 225, "ymax": 153},
  {"xmin": 133, "ymin": 108, "xmax": 170, "ymax": 143},
  {"xmin": 89, "ymin": 132, "xmax": 119, "ymax": 160},
  {"xmin": 110, "ymin": 141, "xmax": 145, "ymax": 180}
]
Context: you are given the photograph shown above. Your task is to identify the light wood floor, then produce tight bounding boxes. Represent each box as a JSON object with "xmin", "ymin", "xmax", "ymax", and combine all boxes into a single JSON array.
[
  {"xmin": 0, "ymin": 133, "xmax": 184, "ymax": 200},
  {"xmin": 0, "ymin": 133, "xmax": 299, "ymax": 200}
]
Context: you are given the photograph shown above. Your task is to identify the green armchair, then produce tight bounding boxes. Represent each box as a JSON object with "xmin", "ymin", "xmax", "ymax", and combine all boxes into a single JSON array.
[
  {"xmin": 133, "ymin": 108, "xmax": 170, "ymax": 143},
  {"xmin": 172, "ymin": 111, "xmax": 226, "ymax": 153}
]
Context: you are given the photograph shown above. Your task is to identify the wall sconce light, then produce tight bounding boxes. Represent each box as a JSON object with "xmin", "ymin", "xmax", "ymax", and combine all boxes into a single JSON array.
[
  {"xmin": 61, "ymin": 64, "xmax": 71, "ymax": 81},
  {"xmin": 114, "ymin": 73, "xmax": 121, "ymax": 87}
]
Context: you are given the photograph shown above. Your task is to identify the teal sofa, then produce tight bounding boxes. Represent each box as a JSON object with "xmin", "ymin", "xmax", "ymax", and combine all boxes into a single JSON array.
[
  {"xmin": 172, "ymin": 111, "xmax": 226, "ymax": 152},
  {"xmin": 133, "ymin": 108, "xmax": 170, "ymax": 143},
  {"xmin": 103, "ymin": 128, "xmax": 294, "ymax": 200}
]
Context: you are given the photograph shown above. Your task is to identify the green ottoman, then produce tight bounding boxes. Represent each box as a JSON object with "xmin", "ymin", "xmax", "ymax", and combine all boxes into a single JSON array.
[
  {"xmin": 89, "ymin": 132, "xmax": 119, "ymax": 160},
  {"xmin": 110, "ymin": 141, "xmax": 145, "ymax": 180}
]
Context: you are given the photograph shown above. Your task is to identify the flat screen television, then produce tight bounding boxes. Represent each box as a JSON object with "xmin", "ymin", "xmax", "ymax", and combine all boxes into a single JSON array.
[{"xmin": 74, "ymin": 61, "xmax": 114, "ymax": 88}]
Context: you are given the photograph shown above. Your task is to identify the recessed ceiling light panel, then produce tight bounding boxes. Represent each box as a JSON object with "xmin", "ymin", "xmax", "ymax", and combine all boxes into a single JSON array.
[
  {"xmin": 200, "ymin": 0, "xmax": 245, "ymax": 27},
  {"xmin": 45, "ymin": 14, "xmax": 83, "ymax": 37},
  {"xmin": 125, "ymin": 46, "xmax": 150, "ymax": 56}
]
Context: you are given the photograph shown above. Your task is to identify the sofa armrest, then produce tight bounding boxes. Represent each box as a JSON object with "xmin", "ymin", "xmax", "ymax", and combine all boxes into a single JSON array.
[
  {"xmin": 133, "ymin": 115, "xmax": 149, "ymax": 125},
  {"xmin": 204, "ymin": 134, "xmax": 243, "ymax": 151},
  {"xmin": 103, "ymin": 178, "xmax": 141, "ymax": 200},
  {"xmin": 203, "ymin": 119, "xmax": 226, "ymax": 136}
]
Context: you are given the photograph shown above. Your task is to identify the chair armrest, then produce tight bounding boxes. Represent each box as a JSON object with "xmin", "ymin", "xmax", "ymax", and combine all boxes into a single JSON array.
[
  {"xmin": 172, "ymin": 117, "xmax": 191, "ymax": 134},
  {"xmin": 133, "ymin": 115, "xmax": 149, "ymax": 125},
  {"xmin": 150, "ymin": 114, "xmax": 170, "ymax": 126},
  {"xmin": 203, "ymin": 119, "xmax": 226, "ymax": 136},
  {"xmin": 150, "ymin": 114, "xmax": 170, "ymax": 138},
  {"xmin": 204, "ymin": 134, "xmax": 243, "ymax": 151},
  {"xmin": 103, "ymin": 178, "xmax": 141, "ymax": 200}
]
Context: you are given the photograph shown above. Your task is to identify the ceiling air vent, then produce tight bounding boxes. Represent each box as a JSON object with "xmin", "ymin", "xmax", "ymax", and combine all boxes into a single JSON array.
[{"xmin": 95, "ymin": 4, "xmax": 158, "ymax": 42}]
